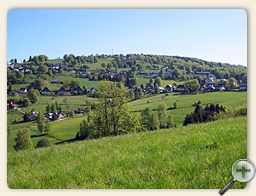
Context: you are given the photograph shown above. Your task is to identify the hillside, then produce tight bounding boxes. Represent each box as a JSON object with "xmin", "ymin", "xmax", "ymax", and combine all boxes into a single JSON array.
[
  {"xmin": 7, "ymin": 92, "xmax": 247, "ymax": 152},
  {"xmin": 8, "ymin": 116, "xmax": 246, "ymax": 189}
]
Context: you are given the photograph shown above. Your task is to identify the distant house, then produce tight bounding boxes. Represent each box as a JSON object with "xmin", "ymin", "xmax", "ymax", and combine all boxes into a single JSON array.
[
  {"xmin": 165, "ymin": 71, "xmax": 173, "ymax": 79},
  {"xmin": 56, "ymin": 87, "xmax": 69, "ymax": 96},
  {"xmin": 176, "ymin": 84, "xmax": 187, "ymax": 92},
  {"xmin": 206, "ymin": 84, "xmax": 215, "ymax": 92},
  {"xmin": 147, "ymin": 87, "xmax": 154, "ymax": 94},
  {"xmin": 239, "ymin": 83, "xmax": 247, "ymax": 91},
  {"xmin": 158, "ymin": 86, "xmax": 166, "ymax": 93},
  {"xmin": 193, "ymin": 71, "xmax": 216, "ymax": 80},
  {"xmin": 72, "ymin": 86, "xmax": 84, "ymax": 95},
  {"xmin": 214, "ymin": 84, "xmax": 225, "ymax": 91},
  {"xmin": 165, "ymin": 84, "xmax": 174, "ymax": 92},
  {"xmin": 147, "ymin": 72, "xmax": 159, "ymax": 78},
  {"xmin": 45, "ymin": 112, "xmax": 65, "ymax": 121},
  {"xmin": 137, "ymin": 71, "xmax": 148, "ymax": 77},
  {"xmin": 207, "ymin": 78, "xmax": 215, "ymax": 85},
  {"xmin": 90, "ymin": 87, "xmax": 97, "ymax": 95},
  {"xmin": 79, "ymin": 73, "xmax": 87, "ymax": 78},
  {"xmin": 74, "ymin": 108, "xmax": 90, "ymax": 114},
  {"xmin": 41, "ymin": 87, "xmax": 52, "ymax": 96},
  {"xmin": 23, "ymin": 111, "xmax": 38, "ymax": 122},
  {"xmin": 19, "ymin": 88, "xmax": 27, "ymax": 94},
  {"xmin": 7, "ymin": 102, "xmax": 17, "ymax": 110}
]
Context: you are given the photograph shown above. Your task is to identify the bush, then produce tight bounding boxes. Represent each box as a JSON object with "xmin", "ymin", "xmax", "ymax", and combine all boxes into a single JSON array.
[
  {"xmin": 173, "ymin": 102, "xmax": 177, "ymax": 109},
  {"xmin": 27, "ymin": 88, "xmax": 40, "ymax": 103},
  {"xmin": 76, "ymin": 119, "xmax": 91, "ymax": 140},
  {"xmin": 14, "ymin": 129, "xmax": 33, "ymax": 151},
  {"xmin": 36, "ymin": 138, "xmax": 51, "ymax": 148}
]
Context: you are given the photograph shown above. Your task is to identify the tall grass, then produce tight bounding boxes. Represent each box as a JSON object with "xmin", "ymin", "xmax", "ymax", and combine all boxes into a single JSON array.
[{"xmin": 8, "ymin": 116, "xmax": 246, "ymax": 189}]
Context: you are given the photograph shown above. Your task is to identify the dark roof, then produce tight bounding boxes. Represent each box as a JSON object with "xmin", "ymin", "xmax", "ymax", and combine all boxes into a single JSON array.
[
  {"xmin": 73, "ymin": 86, "xmax": 83, "ymax": 91},
  {"xmin": 41, "ymin": 87, "xmax": 52, "ymax": 92},
  {"xmin": 176, "ymin": 84, "xmax": 186, "ymax": 88},
  {"xmin": 56, "ymin": 87, "xmax": 67, "ymax": 92}
]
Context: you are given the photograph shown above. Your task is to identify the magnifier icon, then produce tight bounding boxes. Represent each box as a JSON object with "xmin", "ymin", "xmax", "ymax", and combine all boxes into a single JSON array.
[{"xmin": 219, "ymin": 159, "xmax": 256, "ymax": 195}]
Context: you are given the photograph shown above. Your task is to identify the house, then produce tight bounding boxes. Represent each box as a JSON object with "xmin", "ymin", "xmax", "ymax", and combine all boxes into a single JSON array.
[
  {"xmin": 165, "ymin": 84, "xmax": 174, "ymax": 92},
  {"xmin": 193, "ymin": 71, "xmax": 216, "ymax": 80},
  {"xmin": 74, "ymin": 108, "xmax": 89, "ymax": 114},
  {"xmin": 239, "ymin": 83, "xmax": 247, "ymax": 91},
  {"xmin": 72, "ymin": 86, "xmax": 84, "ymax": 95},
  {"xmin": 79, "ymin": 73, "xmax": 87, "ymax": 78},
  {"xmin": 41, "ymin": 87, "xmax": 52, "ymax": 96},
  {"xmin": 214, "ymin": 84, "xmax": 225, "ymax": 91},
  {"xmin": 90, "ymin": 87, "xmax": 97, "ymax": 95},
  {"xmin": 45, "ymin": 112, "xmax": 65, "ymax": 121},
  {"xmin": 207, "ymin": 78, "xmax": 215, "ymax": 85},
  {"xmin": 206, "ymin": 84, "xmax": 215, "ymax": 92},
  {"xmin": 7, "ymin": 102, "xmax": 17, "ymax": 110},
  {"xmin": 165, "ymin": 71, "xmax": 173, "ymax": 79},
  {"xmin": 159, "ymin": 86, "xmax": 166, "ymax": 93},
  {"xmin": 176, "ymin": 84, "xmax": 187, "ymax": 92},
  {"xmin": 19, "ymin": 88, "xmax": 27, "ymax": 94},
  {"xmin": 23, "ymin": 111, "xmax": 38, "ymax": 122},
  {"xmin": 147, "ymin": 72, "xmax": 159, "ymax": 78},
  {"xmin": 56, "ymin": 87, "xmax": 69, "ymax": 96},
  {"xmin": 137, "ymin": 71, "xmax": 148, "ymax": 77}
]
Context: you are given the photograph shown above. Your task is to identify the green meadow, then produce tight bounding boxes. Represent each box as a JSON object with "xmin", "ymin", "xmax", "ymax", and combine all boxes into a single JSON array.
[{"xmin": 8, "ymin": 116, "xmax": 246, "ymax": 189}]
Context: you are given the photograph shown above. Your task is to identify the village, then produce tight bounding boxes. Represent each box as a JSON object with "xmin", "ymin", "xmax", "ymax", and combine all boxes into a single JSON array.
[{"xmin": 7, "ymin": 57, "xmax": 247, "ymax": 127}]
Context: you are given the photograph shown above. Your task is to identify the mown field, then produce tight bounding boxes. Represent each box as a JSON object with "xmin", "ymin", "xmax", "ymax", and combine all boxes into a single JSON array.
[
  {"xmin": 8, "ymin": 116, "xmax": 247, "ymax": 189},
  {"xmin": 7, "ymin": 91, "xmax": 247, "ymax": 152}
]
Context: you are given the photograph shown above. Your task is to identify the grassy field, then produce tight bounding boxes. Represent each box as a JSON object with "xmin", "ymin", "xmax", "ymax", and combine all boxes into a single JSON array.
[
  {"xmin": 130, "ymin": 91, "xmax": 247, "ymax": 124},
  {"xmin": 7, "ymin": 116, "xmax": 247, "ymax": 189},
  {"xmin": 7, "ymin": 91, "xmax": 246, "ymax": 152}
]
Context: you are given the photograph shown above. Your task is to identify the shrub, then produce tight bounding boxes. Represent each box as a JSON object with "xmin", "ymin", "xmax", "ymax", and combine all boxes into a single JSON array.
[
  {"xmin": 173, "ymin": 101, "xmax": 177, "ymax": 109},
  {"xmin": 36, "ymin": 138, "xmax": 51, "ymax": 148},
  {"xmin": 76, "ymin": 119, "xmax": 91, "ymax": 140},
  {"xmin": 14, "ymin": 129, "xmax": 33, "ymax": 151},
  {"xmin": 167, "ymin": 114, "xmax": 176, "ymax": 128}
]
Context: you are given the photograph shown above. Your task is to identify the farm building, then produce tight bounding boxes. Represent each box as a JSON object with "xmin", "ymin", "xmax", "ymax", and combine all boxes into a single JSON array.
[
  {"xmin": 56, "ymin": 87, "xmax": 70, "ymax": 96},
  {"xmin": 41, "ymin": 87, "xmax": 52, "ymax": 96},
  {"xmin": 19, "ymin": 88, "xmax": 27, "ymax": 94},
  {"xmin": 7, "ymin": 102, "xmax": 17, "ymax": 110},
  {"xmin": 45, "ymin": 112, "xmax": 65, "ymax": 121},
  {"xmin": 239, "ymin": 83, "xmax": 247, "ymax": 91},
  {"xmin": 165, "ymin": 84, "xmax": 174, "ymax": 92},
  {"xmin": 72, "ymin": 86, "xmax": 84, "ymax": 95},
  {"xmin": 176, "ymin": 84, "xmax": 187, "ymax": 92}
]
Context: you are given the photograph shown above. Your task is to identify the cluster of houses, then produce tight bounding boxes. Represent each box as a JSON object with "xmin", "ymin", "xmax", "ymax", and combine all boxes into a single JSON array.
[
  {"xmin": 41, "ymin": 86, "xmax": 97, "ymax": 96},
  {"xmin": 8, "ymin": 63, "xmax": 30, "ymax": 74},
  {"xmin": 15, "ymin": 86, "xmax": 97, "ymax": 96},
  {"xmin": 12, "ymin": 107, "xmax": 90, "ymax": 124},
  {"xmin": 141, "ymin": 70, "xmax": 247, "ymax": 94}
]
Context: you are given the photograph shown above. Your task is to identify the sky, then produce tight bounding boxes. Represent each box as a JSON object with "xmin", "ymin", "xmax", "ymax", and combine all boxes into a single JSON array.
[{"xmin": 8, "ymin": 9, "xmax": 247, "ymax": 66}]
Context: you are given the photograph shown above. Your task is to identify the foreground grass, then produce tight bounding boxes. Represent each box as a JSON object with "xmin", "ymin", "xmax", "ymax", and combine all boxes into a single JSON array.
[{"xmin": 8, "ymin": 116, "xmax": 246, "ymax": 189}]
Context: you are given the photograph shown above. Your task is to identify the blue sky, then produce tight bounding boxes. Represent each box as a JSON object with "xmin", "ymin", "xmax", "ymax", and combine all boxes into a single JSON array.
[{"xmin": 8, "ymin": 9, "xmax": 247, "ymax": 66}]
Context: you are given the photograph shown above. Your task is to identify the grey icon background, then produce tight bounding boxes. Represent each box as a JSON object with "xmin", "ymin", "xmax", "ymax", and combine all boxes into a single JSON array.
[{"xmin": 232, "ymin": 159, "xmax": 256, "ymax": 182}]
